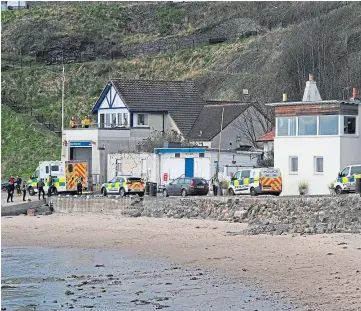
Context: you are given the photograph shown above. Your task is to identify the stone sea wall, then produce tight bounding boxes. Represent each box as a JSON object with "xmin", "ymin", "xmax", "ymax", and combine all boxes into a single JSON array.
[{"xmin": 52, "ymin": 195, "xmax": 361, "ymax": 235}]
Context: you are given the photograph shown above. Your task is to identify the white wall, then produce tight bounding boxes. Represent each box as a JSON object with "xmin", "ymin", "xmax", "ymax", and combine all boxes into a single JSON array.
[
  {"xmin": 107, "ymin": 152, "xmax": 156, "ymax": 181},
  {"xmin": 274, "ymin": 136, "xmax": 341, "ymax": 195}
]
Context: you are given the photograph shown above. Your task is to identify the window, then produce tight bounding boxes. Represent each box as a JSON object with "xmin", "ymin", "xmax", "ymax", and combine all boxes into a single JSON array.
[
  {"xmin": 117, "ymin": 113, "xmax": 122, "ymax": 126},
  {"xmin": 350, "ymin": 166, "xmax": 361, "ymax": 175},
  {"xmin": 99, "ymin": 114, "xmax": 105, "ymax": 128},
  {"xmin": 123, "ymin": 113, "xmax": 129, "ymax": 125},
  {"xmin": 319, "ymin": 115, "xmax": 339, "ymax": 135},
  {"xmin": 298, "ymin": 116, "xmax": 317, "ymax": 135},
  {"xmin": 175, "ymin": 153, "xmax": 180, "ymax": 158},
  {"xmin": 344, "ymin": 116, "xmax": 356, "ymax": 134},
  {"xmin": 289, "ymin": 156, "xmax": 298, "ymax": 174},
  {"xmin": 51, "ymin": 165, "xmax": 59, "ymax": 172},
  {"xmin": 178, "ymin": 178, "xmax": 186, "ymax": 184},
  {"xmin": 314, "ymin": 157, "xmax": 323, "ymax": 174},
  {"xmin": 109, "ymin": 177, "xmax": 117, "ymax": 183},
  {"xmin": 340, "ymin": 167, "xmax": 350, "ymax": 177},
  {"xmin": 111, "ymin": 113, "xmax": 117, "ymax": 126},
  {"xmin": 184, "ymin": 178, "xmax": 191, "ymax": 184},
  {"xmin": 137, "ymin": 113, "xmax": 149, "ymax": 126},
  {"xmin": 172, "ymin": 179, "xmax": 180, "ymax": 184},
  {"xmin": 241, "ymin": 170, "xmax": 250, "ymax": 178},
  {"xmin": 199, "ymin": 153, "xmax": 205, "ymax": 158},
  {"xmin": 105, "ymin": 114, "xmax": 111, "ymax": 127},
  {"xmin": 234, "ymin": 171, "xmax": 241, "ymax": 179},
  {"xmin": 277, "ymin": 117, "xmax": 296, "ymax": 136},
  {"xmin": 68, "ymin": 164, "xmax": 73, "ymax": 173},
  {"xmin": 46, "ymin": 166, "xmax": 49, "ymax": 174}
]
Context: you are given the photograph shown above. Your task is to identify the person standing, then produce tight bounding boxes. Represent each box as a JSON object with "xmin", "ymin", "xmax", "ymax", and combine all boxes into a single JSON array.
[
  {"xmin": 76, "ymin": 176, "xmax": 83, "ymax": 195},
  {"xmin": 47, "ymin": 175, "xmax": 54, "ymax": 196},
  {"xmin": 22, "ymin": 182, "xmax": 27, "ymax": 202},
  {"xmin": 15, "ymin": 176, "xmax": 22, "ymax": 196},
  {"xmin": 69, "ymin": 116, "xmax": 77, "ymax": 128},
  {"xmin": 37, "ymin": 178, "xmax": 45, "ymax": 200},
  {"xmin": 7, "ymin": 182, "xmax": 15, "ymax": 203},
  {"xmin": 211, "ymin": 174, "xmax": 219, "ymax": 196},
  {"xmin": 9, "ymin": 175, "xmax": 15, "ymax": 186},
  {"xmin": 83, "ymin": 116, "xmax": 91, "ymax": 128}
]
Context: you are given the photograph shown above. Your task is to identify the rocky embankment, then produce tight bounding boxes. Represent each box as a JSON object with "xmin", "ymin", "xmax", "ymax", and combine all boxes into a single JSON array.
[{"xmin": 53, "ymin": 195, "xmax": 361, "ymax": 235}]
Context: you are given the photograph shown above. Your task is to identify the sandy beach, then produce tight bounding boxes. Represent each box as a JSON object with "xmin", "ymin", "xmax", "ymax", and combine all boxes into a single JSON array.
[{"xmin": 2, "ymin": 214, "xmax": 361, "ymax": 310}]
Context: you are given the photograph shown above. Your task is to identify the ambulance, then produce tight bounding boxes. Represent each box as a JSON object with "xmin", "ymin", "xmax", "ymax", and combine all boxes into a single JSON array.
[
  {"xmin": 26, "ymin": 160, "xmax": 88, "ymax": 195},
  {"xmin": 228, "ymin": 167, "xmax": 282, "ymax": 196},
  {"xmin": 334, "ymin": 164, "xmax": 361, "ymax": 194}
]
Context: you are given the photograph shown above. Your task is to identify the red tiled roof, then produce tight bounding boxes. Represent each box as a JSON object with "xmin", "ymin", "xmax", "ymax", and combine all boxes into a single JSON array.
[{"xmin": 257, "ymin": 129, "xmax": 275, "ymax": 142}]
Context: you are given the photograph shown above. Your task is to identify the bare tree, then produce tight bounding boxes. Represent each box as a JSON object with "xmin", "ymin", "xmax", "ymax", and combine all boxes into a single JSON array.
[
  {"xmin": 232, "ymin": 104, "xmax": 273, "ymax": 149},
  {"xmin": 136, "ymin": 130, "xmax": 195, "ymax": 152}
]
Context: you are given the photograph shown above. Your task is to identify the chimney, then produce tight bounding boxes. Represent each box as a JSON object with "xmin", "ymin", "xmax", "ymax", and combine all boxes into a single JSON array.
[
  {"xmin": 352, "ymin": 88, "xmax": 358, "ymax": 99},
  {"xmin": 302, "ymin": 74, "xmax": 322, "ymax": 102},
  {"xmin": 282, "ymin": 93, "xmax": 287, "ymax": 102}
]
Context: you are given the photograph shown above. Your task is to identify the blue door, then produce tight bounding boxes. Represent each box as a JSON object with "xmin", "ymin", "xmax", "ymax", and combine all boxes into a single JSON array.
[{"xmin": 185, "ymin": 158, "xmax": 194, "ymax": 178}]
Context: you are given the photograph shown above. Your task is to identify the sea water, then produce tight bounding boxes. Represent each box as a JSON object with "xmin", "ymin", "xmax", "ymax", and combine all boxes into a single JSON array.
[{"xmin": 1, "ymin": 247, "xmax": 294, "ymax": 310}]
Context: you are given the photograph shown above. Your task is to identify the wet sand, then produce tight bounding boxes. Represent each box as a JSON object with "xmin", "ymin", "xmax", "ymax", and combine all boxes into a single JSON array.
[{"xmin": 2, "ymin": 214, "xmax": 361, "ymax": 310}]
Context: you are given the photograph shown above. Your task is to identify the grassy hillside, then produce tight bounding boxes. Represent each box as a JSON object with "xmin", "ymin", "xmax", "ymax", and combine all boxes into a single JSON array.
[
  {"xmin": 1, "ymin": 1, "xmax": 361, "ymax": 177},
  {"xmin": 1, "ymin": 107, "xmax": 61, "ymax": 179}
]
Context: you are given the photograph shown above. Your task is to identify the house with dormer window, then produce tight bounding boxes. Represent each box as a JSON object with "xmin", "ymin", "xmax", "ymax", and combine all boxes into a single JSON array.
[
  {"xmin": 267, "ymin": 75, "xmax": 361, "ymax": 195},
  {"xmin": 63, "ymin": 79, "xmax": 270, "ymax": 184}
]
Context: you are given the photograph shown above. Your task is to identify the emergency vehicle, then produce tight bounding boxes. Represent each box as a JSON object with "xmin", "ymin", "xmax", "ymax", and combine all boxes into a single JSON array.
[
  {"xmin": 334, "ymin": 164, "xmax": 361, "ymax": 194},
  {"xmin": 101, "ymin": 175, "xmax": 145, "ymax": 197},
  {"xmin": 228, "ymin": 167, "xmax": 282, "ymax": 196},
  {"xmin": 27, "ymin": 160, "xmax": 88, "ymax": 195}
]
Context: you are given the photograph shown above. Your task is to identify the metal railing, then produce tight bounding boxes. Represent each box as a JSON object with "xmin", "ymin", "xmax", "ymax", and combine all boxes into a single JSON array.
[{"xmin": 67, "ymin": 122, "xmax": 130, "ymax": 129}]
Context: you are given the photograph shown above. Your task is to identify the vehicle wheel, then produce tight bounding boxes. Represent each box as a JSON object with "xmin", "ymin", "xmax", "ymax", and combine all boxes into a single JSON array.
[
  {"xmin": 102, "ymin": 188, "xmax": 107, "ymax": 196},
  {"xmin": 181, "ymin": 189, "xmax": 187, "ymax": 197},
  {"xmin": 163, "ymin": 189, "xmax": 169, "ymax": 197},
  {"xmin": 273, "ymin": 192, "xmax": 281, "ymax": 196},
  {"xmin": 228, "ymin": 188, "xmax": 235, "ymax": 196},
  {"xmin": 335, "ymin": 186, "xmax": 343, "ymax": 195},
  {"xmin": 52, "ymin": 187, "xmax": 58, "ymax": 195},
  {"xmin": 28, "ymin": 186, "xmax": 35, "ymax": 196},
  {"xmin": 119, "ymin": 188, "xmax": 126, "ymax": 197},
  {"xmin": 250, "ymin": 187, "xmax": 258, "ymax": 196},
  {"xmin": 138, "ymin": 192, "xmax": 144, "ymax": 197}
]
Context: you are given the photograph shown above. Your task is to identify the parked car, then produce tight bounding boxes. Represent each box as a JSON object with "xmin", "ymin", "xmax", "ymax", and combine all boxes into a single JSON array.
[
  {"xmin": 101, "ymin": 175, "xmax": 145, "ymax": 197},
  {"xmin": 1, "ymin": 181, "xmax": 9, "ymax": 191},
  {"xmin": 163, "ymin": 177, "xmax": 209, "ymax": 197}
]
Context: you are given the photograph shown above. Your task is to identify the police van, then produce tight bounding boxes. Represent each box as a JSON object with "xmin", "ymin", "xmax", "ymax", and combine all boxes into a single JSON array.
[
  {"xmin": 27, "ymin": 160, "xmax": 88, "ymax": 195},
  {"xmin": 228, "ymin": 167, "xmax": 282, "ymax": 196},
  {"xmin": 334, "ymin": 164, "xmax": 361, "ymax": 194}
]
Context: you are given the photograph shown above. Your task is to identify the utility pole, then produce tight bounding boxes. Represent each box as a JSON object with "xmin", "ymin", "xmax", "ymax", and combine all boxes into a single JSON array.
[
  {"xmin": 61, "ymin": 50, "xmax": 65, "ymax": 159},
  {"xmin": 216, "ymin": 107, "xmax": 225, "ymax": 176}
]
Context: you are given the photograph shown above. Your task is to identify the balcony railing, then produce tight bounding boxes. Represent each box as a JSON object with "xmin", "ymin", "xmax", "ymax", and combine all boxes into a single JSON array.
[{"xmin": 67, "ymin": 122, "xmax": 130, "ymax": 129}]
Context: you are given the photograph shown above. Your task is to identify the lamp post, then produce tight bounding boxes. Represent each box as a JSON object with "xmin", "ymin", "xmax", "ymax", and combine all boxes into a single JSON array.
[{"xmin": 61, "ymin": 50, "xmax": 65, "ymax": 159}]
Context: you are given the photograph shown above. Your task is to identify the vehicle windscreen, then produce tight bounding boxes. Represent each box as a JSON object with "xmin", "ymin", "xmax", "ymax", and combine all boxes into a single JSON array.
[
  {"xmin": 127, "ymin": 178, "xmax": 142, "ymax": 182},
  {"xmin": 194, "ymin": 179, "xmax": 207, "ymax": 185}
]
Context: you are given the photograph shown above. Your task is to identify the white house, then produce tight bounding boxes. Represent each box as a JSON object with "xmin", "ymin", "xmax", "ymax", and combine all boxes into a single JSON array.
[
  {"xmin": 268, "ymin": 75, "xmax": 361, "ymax": 195},
  {"xmin": 256, "ymin": 129, "xmax": 274, "ymax": 154},
  {"xmin": 63, "ymin": 79, "xmax": 270, "ymax": 186}
]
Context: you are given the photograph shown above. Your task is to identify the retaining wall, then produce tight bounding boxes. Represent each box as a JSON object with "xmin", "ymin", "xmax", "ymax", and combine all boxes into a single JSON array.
[{"xmin": 52, "ymin": 195, "xmax": 361, "ymax": 235}]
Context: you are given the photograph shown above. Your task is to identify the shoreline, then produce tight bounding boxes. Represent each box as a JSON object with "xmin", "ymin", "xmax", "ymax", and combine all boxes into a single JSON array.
[{"xmin": 2, "ymin": 213, "xmax": 361, "ymax": 311}]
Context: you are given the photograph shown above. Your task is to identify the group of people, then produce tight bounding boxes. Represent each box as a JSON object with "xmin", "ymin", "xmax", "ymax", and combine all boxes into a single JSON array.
[
  {"xmin": 6, "ymin": 174, "xmax": 84, "ymax": 203},
  {"xmin": 69, "ymin": 116, "xmax": 91, "ymax": 128},
  {"xmin": 6, "ymin": 176, "xmax": 26, "ymax": 203}
]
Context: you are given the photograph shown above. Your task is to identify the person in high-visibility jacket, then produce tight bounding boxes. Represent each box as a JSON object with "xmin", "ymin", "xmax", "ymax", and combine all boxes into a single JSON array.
[
  {"xmin": 76, "ymin": 176, "xmax": 83, "ymax": 195},
  {"xmin": 83, "ymin": 116, "xmax": 91, "ymax": 128}
]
